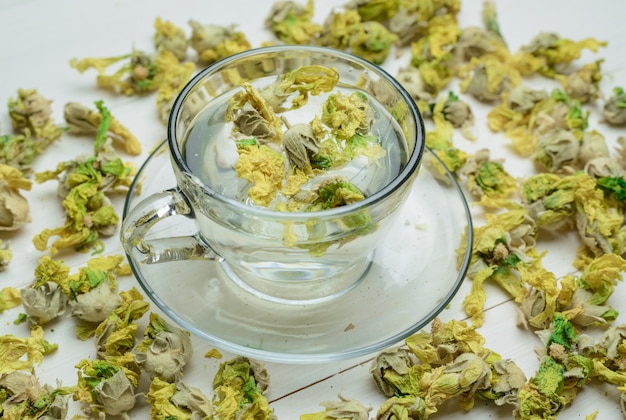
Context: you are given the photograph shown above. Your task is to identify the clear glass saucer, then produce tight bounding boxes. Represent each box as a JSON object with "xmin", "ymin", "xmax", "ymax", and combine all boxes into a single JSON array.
[{"xmin": 122, "ymin": 141, "xmax": 473, "ymax": 363}]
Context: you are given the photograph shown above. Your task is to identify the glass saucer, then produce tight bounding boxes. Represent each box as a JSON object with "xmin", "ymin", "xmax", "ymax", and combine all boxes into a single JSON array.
[{"xmin": 122, "ymin": 141, "xmax": 473, "ymax": 363}]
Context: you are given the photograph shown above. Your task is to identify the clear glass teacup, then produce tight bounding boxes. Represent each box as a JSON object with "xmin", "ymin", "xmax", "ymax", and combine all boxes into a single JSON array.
[{"xmin": 121, "ymin": 45, "xmax": 425, "ymax": 304}]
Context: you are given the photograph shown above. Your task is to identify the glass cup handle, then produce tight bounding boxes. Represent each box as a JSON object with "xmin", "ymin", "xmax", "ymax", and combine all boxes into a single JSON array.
[{"xmin": 121, "ymin": 188, "xmax": 221, "ymax": 264}]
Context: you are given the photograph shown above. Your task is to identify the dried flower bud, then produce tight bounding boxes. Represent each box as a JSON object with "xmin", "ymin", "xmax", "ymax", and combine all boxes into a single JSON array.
[
  {"xmin": 154, "ymin": 18, "xmax": 188, "ymax": 61},
  {"xmin": 189, "ymin": 21, "xmax": 251, "ymax": 65},
  {"xmin": 370, "ymin": 346, "xmax": 416, "ymax": 397},
  {"xmin": 301, "ymin": 393, "xmax": 371, "ymax": 420},
  {"xmin": 506, "ymin": 86, "xmax": 548, "ymax": 113},
  {"xmin": 584, "ymin": 157, "xmax": 623, "ymax": 179},
  {"xmin": 534, "ymin": 129, "xmax": 579, "ymax": 173},
  {"xmin": 0, "ymin": 164, "xmax": 31, "ymax": 231},
  {"xmin": 93, "ymin": 369, "xmax": 137, "ymax": 416},
  {"xmin": 135, "ymin": 314, "xmax": 193, "ymax": 383},
  {"xmin": 283, "ymin": 123, "xmax": 321, "ymax": 170},
  {"xmin": 396, "ymin": 66, "xmax": 433, "ymax": 104},
  {"xmin": 169, "ymin": 380, "xmax": 215, "ymax": 418},
  {"xmin": 136, "ymin": 330, "xmax": 193, "ymax": 382},
  {"xmin": 578, "ymin": 130, "xmax": 609, "ymax": 165},
  {"xmin": 70, "ymin": 282, "xmax": 122, "ymax": 323},
  {"xmin": 21, "ymin": 281, "xmax": 68, "ymax": 324},
  {"xmin": 603, "ymin": 87, "xmax": 626, "ymax": 126},
  {"xmin": 376, "ymin": 395, "xmax": 427, "ymax": 420},
  {"xmin": 444, "ymin": 98, "xmax": 473, "ymax": 128}
]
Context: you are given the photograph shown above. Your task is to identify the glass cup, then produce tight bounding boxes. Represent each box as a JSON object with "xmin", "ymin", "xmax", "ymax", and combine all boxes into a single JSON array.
[{"xmin": 121, "ymin": 45, "xmax": 425, "ymax": 304}]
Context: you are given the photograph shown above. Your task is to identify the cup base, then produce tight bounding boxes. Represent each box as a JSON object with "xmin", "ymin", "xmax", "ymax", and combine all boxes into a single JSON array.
[{"xmin": 219, "ymin": 255, "xmax": 373, "ymax": 305}]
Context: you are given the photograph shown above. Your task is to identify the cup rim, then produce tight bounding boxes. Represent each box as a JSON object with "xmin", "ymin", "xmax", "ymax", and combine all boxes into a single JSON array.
[{"xmin": 168, "ymin": 44, "xmax": 425, "ymax": 220}]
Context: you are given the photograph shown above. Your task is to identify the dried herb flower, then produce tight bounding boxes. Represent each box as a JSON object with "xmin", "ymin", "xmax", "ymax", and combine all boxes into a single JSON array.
[
  {"xmin": 75, "ymin": 358, "xmax": 138, "ymax": 419},
  {"xmin": 0, "ymin": 286, "xmax": 20, "ymax": 310},
  {"xmin": 135, "ymin": 313, "xmax": 193, "ymax": 383},
  {"xmin": 8, "ymin": 88, "xmax": 63, "ymax": 146},
  {"xmin": 300, "ymin": 393, "xmax": 372, "ymax": 419},
  {"xmin": 0, "ymin": 325, "xmax": 58, "ymax": 373},
  {"xmin": 346, "ymin": 0, "xmax": 399, "ymax": 22},
  {"xmin": 21, "ymin": 281, "xmax": 68, "ymax": 325},
  {"xmin": 0, "ymin": 370, "xmax": 73, "ymax": 419},
  {"xmin": 64, "ymin": 101, "xmax": 142, "ymax": 156},
  {"xmin": 319, "ymin": 8, "xmax": 362, "ymax": 50},
  {"xmin": 0, "ymin": 163, "xmax": 32, "ymax": 231},
  {"xmin": 348, "ymin": 21, "xmax": 398, "ymax": 65},
  {"xmin": 518, "ymin": 32, "xmax": 607, "ymax": 78},
  {"xmin": 188, "ymin": 21, "xmax": 251, "ymax": 65},
  {"xmin": 265, "ymin": 0, "xmax": 322, "ymax": 45},
  {"xmin": 212, "ymin": 356, "xmax": 275, "ymax": 419},
  {"xmin": 146, "ymin": 377, "xmax": 215, "ymax": 419},
  {"xmin": 603, "ymin": 86, "xmax": 626, "ymax": 126},
  {"xmin": 154, "ymin": 17, "xmax": 188, "ymax": 61},
  {"xmin": 557, "ymin": 60, "xmax": 603, "ymax": 103},
  {"xmin": 283, "ymin": 122, "xmax": 321, "ymax": 170}
]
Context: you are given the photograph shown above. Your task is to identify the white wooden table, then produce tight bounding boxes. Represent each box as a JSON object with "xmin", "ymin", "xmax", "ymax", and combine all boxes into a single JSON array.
[{"xmin": 1, "ymin": 0, "xmax": 625, "ymax": 418}]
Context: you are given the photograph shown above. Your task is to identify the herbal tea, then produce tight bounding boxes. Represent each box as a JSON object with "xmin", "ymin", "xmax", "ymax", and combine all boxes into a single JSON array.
[{"xmin": 182, "ymin": 66, "xmax": 409, "ymax": 212}]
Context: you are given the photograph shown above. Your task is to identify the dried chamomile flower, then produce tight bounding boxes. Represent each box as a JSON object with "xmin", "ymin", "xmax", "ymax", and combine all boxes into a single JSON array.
[
  {"xmin": 602, "ymin": 86, "xmax": 626, "ymax": 126},
  {"xmin": 534, "ymin": 129, "xmax": 580, "ymax": 173},
  {"xmin": 0, "ymin": 370, "xmax": 73, "ymax": 419},
  {"xmin": 345, "ymin": 0, "xmax": 399, "ymax": 22},
  {"xmin": 283, "ymin": 122, "xmax": 321, "ymax": 171},
  {"xmin": 135, "ymin": 313, "xmax": 193, "ymax": 383},
  {"xmin": 8, "ymin": 88, "xmax": 63, "ymax": 143},
  {"xmin": 188, "ymin": 21, "xmax": 250, "ymax": 65},
  {"xmin": 300, "ymin": 393, "xmax": 372, "ymax": 420},
  {"xmin": 212, "ymin": 356, "xmax": 275, "ymax": 419},
  {"xmin": 321, "ymin": 91, "xmax": 373, "ymax": 140},
  {"xmin": 517, "ymin": 32, "xmax": 607, "ymax": 78},
  {"xmin": 0, "ymin": 325, "xmax": 58, "ymax": 374},
  {"xmin": 459, "ymin": 55, "xmax": 521, "ymax": 102},
  {"xmin": 64, "ymin": 100, "xmax": 142, "ymax": 156},
  {"xmin": 75, "ymin": 358, "xmax": 138, "ymax": 419},
  {"xmin": 348, "ymin": 21, "xmax": 398, "ymax": 65},
  {"xmin": 146, "ymin": 377, "xmax": 214, "ymax": 419},
  {"xmin": 20, "ymin": 281, "xmax": 68, "ymax": 325},
  {"xmin": 265, "ymin": 0, "xmax": 322, "ymax": 45},
  {"xmin": 0, "ymin": 163, "xmax": 32, "ymax": 231},
  {"xmin": 0, "ymin": 286, "xmax": 20, "ymax": 310},
  {"xmin": 557, "ymin": 60, "xmax": 603, "ymax": 104},
  {"xmin": 260, "ymin": 65, "xmax": 340, "ymax": 112},
  {"xmin": 154, "ymin": 17, "xmax": 188, "ymax": 61},
  {"xmin": 460, "ymin": 148, "xmax": 517, "ymax": 205}
]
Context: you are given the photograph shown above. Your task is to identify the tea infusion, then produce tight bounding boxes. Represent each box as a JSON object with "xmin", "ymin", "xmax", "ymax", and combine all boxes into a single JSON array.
[{"xmin": 183, "ymin": 65, "xmax": 409, "ymax": 211}]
